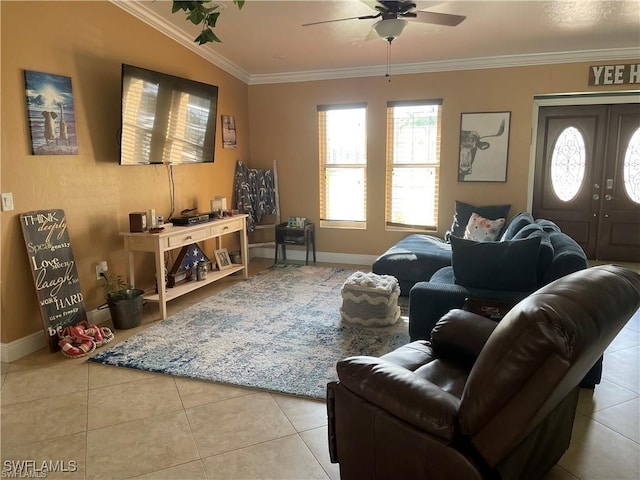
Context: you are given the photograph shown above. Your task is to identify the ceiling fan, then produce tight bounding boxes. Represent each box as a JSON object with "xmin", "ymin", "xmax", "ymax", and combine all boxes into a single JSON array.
[{"xmin": 302, "ymin": 1, "xmax": 466, "ymax": 43}]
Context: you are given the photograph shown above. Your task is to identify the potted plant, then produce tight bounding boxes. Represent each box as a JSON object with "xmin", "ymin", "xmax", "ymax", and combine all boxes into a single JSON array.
[{"xmin": 102, "ymin": 274, "xmax": 145, "ymax": 330}]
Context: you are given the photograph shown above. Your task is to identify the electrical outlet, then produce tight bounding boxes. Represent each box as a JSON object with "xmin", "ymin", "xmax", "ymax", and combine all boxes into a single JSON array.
[
  {"xmin": 1, "ymin": 193, "xmax": 14, "ymax": 212},
  {"xmin": 96, "ymin": 261, "xmax": 108, "ymax": 280}
]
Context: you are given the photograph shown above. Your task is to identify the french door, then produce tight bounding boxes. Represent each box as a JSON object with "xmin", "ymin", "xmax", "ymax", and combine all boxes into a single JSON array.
[{"xmin": 533, "ymin": 104, "xmax": 640, "ymax": 261}]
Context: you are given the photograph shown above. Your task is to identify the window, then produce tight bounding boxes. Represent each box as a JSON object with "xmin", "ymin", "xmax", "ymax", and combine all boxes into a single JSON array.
[
  {"xmin": 550, "ymin": 126, "xmax": 586, "ymax": 202},
  {"xmin": 318, "ymin": 104, "xmax": 367, "ymax": 229},
  {"xmin": 385, "ymin": 100, "xmax": 442, "ymax": 230},
  {"xmin": 623, "ymin": 126, "xmax": 640, "ymax": 204}
]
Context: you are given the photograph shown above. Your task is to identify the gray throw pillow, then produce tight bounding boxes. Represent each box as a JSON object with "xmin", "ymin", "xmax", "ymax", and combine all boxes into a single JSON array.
[
  {"xmin": 512, "ymin": 223, "xmax": 555, "ymax": 282},
  {"xmin": 450, "ymin": 235, "xmax": 541, "ymax": 292}
]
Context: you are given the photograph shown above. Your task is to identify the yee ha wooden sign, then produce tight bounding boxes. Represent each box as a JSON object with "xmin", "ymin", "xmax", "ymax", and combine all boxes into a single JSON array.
[{"xmin": 589, "ymin": 64, "xmax": 640, "ymax": 86}]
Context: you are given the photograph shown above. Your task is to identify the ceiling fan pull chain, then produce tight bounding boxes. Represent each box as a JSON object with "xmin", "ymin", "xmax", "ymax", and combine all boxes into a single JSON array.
[{"xmin": 386, "ymin": 40, "xmax": 392, "ymax": 81}]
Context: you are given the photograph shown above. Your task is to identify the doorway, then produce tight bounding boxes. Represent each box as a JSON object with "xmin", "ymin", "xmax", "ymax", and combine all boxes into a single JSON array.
[{"xmin": 533, "ymin": 103, "xmax": 640, "ymax": 261}]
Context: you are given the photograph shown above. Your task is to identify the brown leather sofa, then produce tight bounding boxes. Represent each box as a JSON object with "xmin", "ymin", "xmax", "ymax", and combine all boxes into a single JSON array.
[{"xmin": 327, "ymin": 265, "xmax": 640, "ymax": 480}]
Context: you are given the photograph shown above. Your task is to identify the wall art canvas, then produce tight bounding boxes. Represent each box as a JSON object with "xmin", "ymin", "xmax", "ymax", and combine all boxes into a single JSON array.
[
  {"xmin": 222, "ymin": 114, "xmax": 237, "ymax": 149},
  {"xmin": 458, "ymin": 111, "xmax": 510, "ymax": 182},
  {"xmin": 24, "ymin": 70, "xmax": 78, "ymax": 155}
]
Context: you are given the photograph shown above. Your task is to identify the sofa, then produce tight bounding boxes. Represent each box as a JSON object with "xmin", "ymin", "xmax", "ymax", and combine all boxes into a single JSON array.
[
  {"xmin": 408, "ymin": 211, "xmax": 588, "ymax": 342},
  {"xmin": 327, "ymin": 265, "xmax": 640, "ymax": 480},
  {"xmin": 372, "ymin": 201, "xmax": 511, "ymax": 295},
  {"xmin": 375, "ymin": 206, "xmax": 596, "ymax": 384}
]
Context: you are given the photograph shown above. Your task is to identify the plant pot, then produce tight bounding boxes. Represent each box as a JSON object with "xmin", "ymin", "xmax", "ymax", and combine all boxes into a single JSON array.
[{"xmin": 106, "ymin": 289, "xmax": 145, "ymax": 330}]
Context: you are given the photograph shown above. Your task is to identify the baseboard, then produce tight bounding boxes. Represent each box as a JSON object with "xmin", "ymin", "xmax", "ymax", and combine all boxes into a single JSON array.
[
  {"xmin": 0, "ymin": 330, "xmax": 46, "ymax": 363},
  {"xmin": 250, "ymin": 248, "xmax": 378, "ymax": 266},
  {"xmin": 1, "ymin": 307, "xmax": 112, "ymax": 363}
]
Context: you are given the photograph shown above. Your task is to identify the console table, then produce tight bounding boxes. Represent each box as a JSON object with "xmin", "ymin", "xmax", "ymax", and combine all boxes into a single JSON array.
[{"xmin": 121, "ymin": 214, "xmax": 248, "ymax": 319}]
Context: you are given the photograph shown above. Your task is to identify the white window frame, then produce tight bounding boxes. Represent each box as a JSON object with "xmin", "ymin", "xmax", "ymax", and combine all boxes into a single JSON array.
[
  {"xmin": 317, "ymin": 103, "xmax": 367, "ymax": 229},
  {"xmin": 385, "ymin": 100, "xmax": 442, "ymax": 231}
]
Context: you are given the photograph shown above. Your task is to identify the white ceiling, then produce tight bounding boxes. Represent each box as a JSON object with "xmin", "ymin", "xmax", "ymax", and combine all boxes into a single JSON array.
[{"xmin": 114, "ymin": 0, "xmax": 640, "ymax": 84}]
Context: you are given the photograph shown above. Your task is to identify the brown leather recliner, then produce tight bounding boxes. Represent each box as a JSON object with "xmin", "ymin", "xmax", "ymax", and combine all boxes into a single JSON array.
[{"xmin": 327, "ymin": 265, "xmax": 640, "ymax": 480}]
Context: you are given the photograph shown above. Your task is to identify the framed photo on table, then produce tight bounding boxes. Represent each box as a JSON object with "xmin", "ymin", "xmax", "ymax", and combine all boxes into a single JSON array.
[
  {"xmin": 458, "ymin": 111, "xmax": 510, "ymax": 182},
  {"xmin": 215, "ymin": 248, "xmax": 232, "ymax": 270}
]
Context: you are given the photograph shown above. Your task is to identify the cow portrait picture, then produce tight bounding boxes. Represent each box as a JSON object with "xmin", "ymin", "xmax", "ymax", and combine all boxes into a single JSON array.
[{"xmin": 458, "ymin": 111, "xmax": 511, "ymax": 182}]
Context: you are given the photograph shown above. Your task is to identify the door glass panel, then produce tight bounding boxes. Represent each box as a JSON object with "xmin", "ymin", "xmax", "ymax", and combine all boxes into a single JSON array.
[
  {"xmin": 623, "ymin": 127, "xmax": 640, "ymax": 204},
  {"xmin": 550, "ymin": 126, "xmax": 586, "ymax": 201}
]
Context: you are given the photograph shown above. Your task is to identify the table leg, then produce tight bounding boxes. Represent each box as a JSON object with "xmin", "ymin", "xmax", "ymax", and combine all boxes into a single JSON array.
[
  {"xmin": 239, "ymin": 217, "xmax": 249, "ymax": 279},
  {"xmin": 127, "ymin": 250, "xmax": 136, "ymax": 287},
  {"xmin": 155, "ymin": 246, "xmax": 167, "ymax": 320},
  {"xmin": 305, "ymin": 230, "xmax": 310, "ymax": 265},
  {"xmin": 312, "ymin": 228, "xmax": 316, "ymax": 263}
]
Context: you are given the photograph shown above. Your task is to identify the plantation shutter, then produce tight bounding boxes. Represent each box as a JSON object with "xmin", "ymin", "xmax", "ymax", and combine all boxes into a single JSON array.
[
  {"xmin": 318, "ymin": 103, "xmax": 367, "ymax": 228},
  {"xmin": 385, "ymin": 100, "xmax": 442, "ymax": 230}
]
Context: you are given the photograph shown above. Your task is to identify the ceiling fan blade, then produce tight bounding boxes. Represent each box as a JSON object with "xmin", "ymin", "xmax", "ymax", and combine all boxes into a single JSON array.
[
  {"xmin": 360, "ymin": 0, "xmax": 385, "ymax": 11},
  {"xmin": 302, "ymin": 14, "xmax": 380, "ymax": 27},
  {"xmin": 410, "ymin": 10, "xmax": 466, "ymax": 26}
]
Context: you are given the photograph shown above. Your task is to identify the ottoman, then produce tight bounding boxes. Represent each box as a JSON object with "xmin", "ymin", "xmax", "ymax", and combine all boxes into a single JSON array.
[{"xmin": 340, "ymin": 271, "xmax": 401, "ymax": 326}]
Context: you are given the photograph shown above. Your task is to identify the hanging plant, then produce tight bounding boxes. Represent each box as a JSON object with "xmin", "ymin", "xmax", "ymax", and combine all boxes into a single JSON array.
[{"xmin": 172, "ymin": 0, "xmax": 245, "ymax": 45}]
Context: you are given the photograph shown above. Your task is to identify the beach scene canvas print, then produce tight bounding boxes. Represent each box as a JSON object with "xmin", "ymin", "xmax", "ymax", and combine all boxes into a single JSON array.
[{"xmin": 24, "ymin": 70, "xmax": 78, "ymax": 155}]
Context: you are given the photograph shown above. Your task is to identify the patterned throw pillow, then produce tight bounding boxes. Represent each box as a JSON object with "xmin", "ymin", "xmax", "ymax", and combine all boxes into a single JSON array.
[
  {"xmin": 445, "ymin": 200, "xmax": 511, "ymax": 241},
  {"xmin": 464, "ymin": 213, "xmax": 506, "ymax": 242}
]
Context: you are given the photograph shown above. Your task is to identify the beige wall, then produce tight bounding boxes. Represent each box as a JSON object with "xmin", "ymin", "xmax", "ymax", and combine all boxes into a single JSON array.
[
  {"xmin": 1, "ymin": 2, "xmax": 249, "ymax": 344},
  {"xmin": 1, "ymin": 1, "xmax": 636, "ymax": 346},
  {"xmin": 248, "ymin": 63, "xmax": 637, "ymax": 255}
]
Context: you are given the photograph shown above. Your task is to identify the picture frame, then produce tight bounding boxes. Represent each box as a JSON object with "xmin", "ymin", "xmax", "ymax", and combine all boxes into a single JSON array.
[
  {"xmin": 458, "ymin": 111, "xmax": 511, "ymax": 182},
  {"xmin": 215, "ymin": 248, "xmax": 232, "ymax": 270},
  {"xmin": 24, "ymin": 70, "xmax": 79, "ymax": 155},
  {"xmin": 221, "ymin": 115, "xmax": 237, "ymax": 149}
]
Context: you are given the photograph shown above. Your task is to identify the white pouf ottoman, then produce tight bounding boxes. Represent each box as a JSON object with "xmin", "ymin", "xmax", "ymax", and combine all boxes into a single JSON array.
[{"xmin": 340, "ymin": 271, "xmax": 401, "ymax": 326}]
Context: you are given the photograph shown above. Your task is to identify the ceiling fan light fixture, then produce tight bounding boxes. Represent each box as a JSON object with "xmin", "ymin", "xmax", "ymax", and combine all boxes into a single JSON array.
[{"xmin": 373, "ymin": 18, "xmax": 407, "ymax": 41}]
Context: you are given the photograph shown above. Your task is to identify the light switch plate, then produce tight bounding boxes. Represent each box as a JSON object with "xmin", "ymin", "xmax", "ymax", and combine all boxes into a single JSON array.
[{"xmin": 1, "ymin": 193, "xmax": 14, "ymax": 211}]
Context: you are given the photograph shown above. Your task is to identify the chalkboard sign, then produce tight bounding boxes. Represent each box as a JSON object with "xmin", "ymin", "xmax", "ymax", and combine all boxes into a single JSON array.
[{"xmin": 20, "ymin": 209, "xmax": 87, "ymax": 352}]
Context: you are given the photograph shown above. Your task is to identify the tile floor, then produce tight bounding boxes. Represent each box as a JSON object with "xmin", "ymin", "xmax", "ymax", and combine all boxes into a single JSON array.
[{"xmin": 1, "ymin": 259, "xmax": 639, "ymax": 479}]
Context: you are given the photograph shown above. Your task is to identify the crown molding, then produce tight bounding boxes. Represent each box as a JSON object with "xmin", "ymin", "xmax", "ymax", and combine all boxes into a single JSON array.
[
  {"xmin": 111, "ymin": 2, "xmax": 638, "ymax": 87},
  {"xmin": 249, "ymin": 47, "xmax": 640, "ymax": 85}
]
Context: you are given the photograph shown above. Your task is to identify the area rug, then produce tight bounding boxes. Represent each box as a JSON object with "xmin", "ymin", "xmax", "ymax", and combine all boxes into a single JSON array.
[{"xmin": 89, "ymin": 264, "xmax": 410, "ymax": 399}]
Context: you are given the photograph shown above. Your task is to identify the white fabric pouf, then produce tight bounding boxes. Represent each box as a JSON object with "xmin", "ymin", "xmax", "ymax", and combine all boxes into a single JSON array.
[{"xmin": 340, "ymin": 271, "xmax": 401, "ymax": 326}]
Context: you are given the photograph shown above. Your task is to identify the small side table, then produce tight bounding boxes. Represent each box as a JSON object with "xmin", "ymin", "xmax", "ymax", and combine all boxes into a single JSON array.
[{"xmin": 275, "ymin": 222, "xmax": 316, "ymax": 265}]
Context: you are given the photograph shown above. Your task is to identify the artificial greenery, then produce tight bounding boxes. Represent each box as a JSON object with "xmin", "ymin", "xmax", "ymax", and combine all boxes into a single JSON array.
[
  {"xmin": 102, "ymin": 274, "xmax": 133, "ymax": 298},
  {"xmin": 172, "ymin": 0, "xmax": 245, "ymax": 45}
]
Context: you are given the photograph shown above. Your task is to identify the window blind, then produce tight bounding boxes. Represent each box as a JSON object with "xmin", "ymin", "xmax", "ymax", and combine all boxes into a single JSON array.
[
  {"xmin": 385, "ymin": 100, "xmax": 442, "ymax": 230},
  {"xmin": 318, "ymin": 104, "xmax": 367, "ymax": 228}
]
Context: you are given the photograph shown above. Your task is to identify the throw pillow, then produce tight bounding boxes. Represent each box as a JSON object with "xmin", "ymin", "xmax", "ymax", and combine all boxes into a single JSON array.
[
  {"xmin": 450, "ymin": 235, "xmax": 541, "ymax": 292},
  {"xmin": 512, "ymin": 224, "xmax": 555, "ymax": 283},
  {"xmin": 464, "ymin": 213, "xmax": 506, "ymax": 242},
  {"xmin": 500, "ymin": 212, "xmax": 534, "ymax": 241},
  {"xmin": 446, "ymin": 200, "xmax": 511, "ymax": 241}
]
